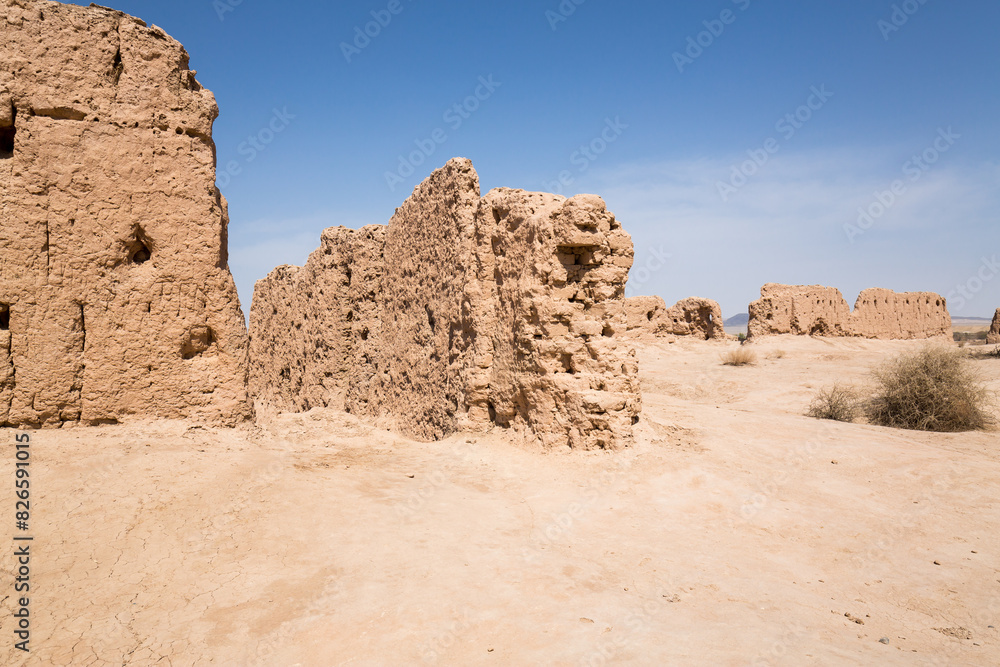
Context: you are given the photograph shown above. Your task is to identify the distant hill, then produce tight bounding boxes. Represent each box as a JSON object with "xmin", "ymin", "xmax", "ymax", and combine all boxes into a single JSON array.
[{"xmin": 724, "ymin": 313, "xmax": 749, "ymax": 327}]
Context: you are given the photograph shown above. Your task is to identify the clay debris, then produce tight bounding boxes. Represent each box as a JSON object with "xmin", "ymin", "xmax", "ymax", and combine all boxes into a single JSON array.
[
  {"xmin": 624, "ymin": 296, "xmax": 729, "ymax": 340},
  {"xmin": 251, "ymin": 158, "xmax": 640, "ymax": 449},
  {"xmin": 0, "ymin": 1, "xmax": 250, "ymax": 426},
  {"xmin": 989, "ymin": 309, "xmax": 1000, "ymax": 345},
  {"xmin": 748, "ymin": 284, "xmax": 951, "ymax": 340}
]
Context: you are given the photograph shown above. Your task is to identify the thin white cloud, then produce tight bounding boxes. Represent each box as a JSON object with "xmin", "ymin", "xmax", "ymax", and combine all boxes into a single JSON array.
[
  {"xmin": 228, "ymin": 211, "xmax": 370, "ymax": 313},
  {"xmin": 578, "ymin": 149, "xmax": 1000, "ymax": 318},
  {"xmin": 225, "ymin": 152, "xmax": 1000, "ymax": 322}
]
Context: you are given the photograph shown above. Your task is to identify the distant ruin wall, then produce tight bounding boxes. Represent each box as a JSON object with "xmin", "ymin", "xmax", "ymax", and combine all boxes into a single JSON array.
[
  {"xmin": 989, "ymin": 309, "xmax": 1000, "ymax": 345},
  {"xmin": 1, "ymin": 1, "xmax": 250, "ymax": 426},
  {"xmin": 851, "ymin": 288, "xmax": 951, "ymax": 339},
  {"xmin": 250, "ymin": 159, "xmax": 640, "ymax": 450},
  {"xmin": 248, "ymin": 226, "xmax": 385, "ymax": 418},
  {"xmin": 624, "ymin": 296, "xmax": 729, "ymax": 340},
  {"xmin": 747, "ymin": 284, "xmax": 951, "ymax": 340}
]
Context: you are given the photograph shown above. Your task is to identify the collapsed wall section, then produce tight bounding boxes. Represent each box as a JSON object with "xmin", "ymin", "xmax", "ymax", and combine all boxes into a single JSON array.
[
  {"xmin": 989, "ymin": 309, "xmax": 1000, "ymax": 345},
  {"xmin": 250, "ymin": 159, "xmax": 641, "ymax": 449},
  {"xmin": 747, "ymin": 283, "xmax": 951, "ymax": 340},
  {"xmin": 473, "ymin": 189, "xmax": 639, "ymax": 449},
  {"xmin": 624, "ymin": 296, "xmax": 729, "ymax": 340},
  {"xmin": 0, "ymin": 1, "xmax": 250, "ymax": 426}
]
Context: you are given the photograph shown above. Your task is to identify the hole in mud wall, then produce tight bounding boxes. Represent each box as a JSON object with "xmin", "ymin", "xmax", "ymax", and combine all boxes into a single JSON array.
[
  {"xmin": 810, "ymin": 320, "xmax": 830, "ymax": 336},
  {"xmin": 0, "ymin": 304, "xmax": 9, "ymax": 330},
  {"xmin": 181, "ymin": 325, "xmax": 216, "ymax": 360},
  {"xmin": 0, "ymin": 127, "xmax": 13, "ymax": 157},
  {"xmin": 560, "ymin": 353, "xmax": 576, "ymax": 375},
  {"xmin": 110, "ymin": 48, "xmax": 124, "ymax": 86},
  {"xmin": 130, "ymin": 241, "xmax": 151, "ymax": 265},
  {"xmin": 126, "ymin": 226, "xmax": 153, "ymax": 265},
  {"xmin": 0, "ymin": 104, "xmax": 15, "ymax": 157}
]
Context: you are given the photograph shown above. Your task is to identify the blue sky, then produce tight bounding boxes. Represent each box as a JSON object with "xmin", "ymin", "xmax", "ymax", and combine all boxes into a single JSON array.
[{"xmin": 68, "ymin": 0, "xmax": 1000, "ymax": 318}]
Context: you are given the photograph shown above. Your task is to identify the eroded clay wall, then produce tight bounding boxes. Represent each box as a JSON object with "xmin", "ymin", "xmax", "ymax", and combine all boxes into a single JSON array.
[
  {"xmin": 747, "ymin": 284, "xmax": 951, "ymax": 340},
  {"xmin": 369, "ymin": 159, "xmax": 480, "ymax": 441},
  {"xmin": 249, "ymin": 226, "xmax": 385, "ymax": 417},
  {"xmin": 625, "ymin": 296, "xmax": 729, "ymax": 340},
  {"xmin": 250, "ymin": 159, "xmax": 640, "ymax": 449},
  {"xmin": 0, "ymin": 1, "xmax": 250, "ymax": 426},
  {"xmin": 851, "ymin": 289, "xmax": 951, "ymax": 340},
  {"xmin": 989, "ymin": 309, "xmax": 1000, "ymax": 345},
  {"xmin": 473, "ymin": 189, "xmax": 639, "ymax": 449},
  {"xmin": 747, "ymin": 284, "xmax": 853, "ymax": 338}
]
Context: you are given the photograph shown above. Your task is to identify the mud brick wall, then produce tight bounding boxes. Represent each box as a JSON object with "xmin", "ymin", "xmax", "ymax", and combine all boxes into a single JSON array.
[
  {"xmin": 251, "ymin": 159, "xmax": 641, "ymax": 449},
  {"xmin": 1, "ymin": 1, "xmax": 250, "ymax": 426}
]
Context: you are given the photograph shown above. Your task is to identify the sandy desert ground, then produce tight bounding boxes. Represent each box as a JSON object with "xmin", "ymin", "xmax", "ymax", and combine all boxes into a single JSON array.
[{"xmin": 2, "ymin": 336, "xmax": 998, "ymax": 666}]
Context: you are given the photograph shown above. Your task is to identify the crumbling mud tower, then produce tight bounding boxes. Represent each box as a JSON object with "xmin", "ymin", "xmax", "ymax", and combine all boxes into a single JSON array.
[
  {"xmin": 747, "ymin": 284, "xmax": 951, "ymax": 340},
  {"xmin": 624, "ymin": 296, "xmax": 729, "ymax": 340},
  {"xmin": 0, "ymin": 2, "xmax": 250, "ymax": 426},
  {"xmin": 251, "ymin": 159, "xmax": 640, "ymax": 449},
  {"xmin": 989, "ymin": 309, "xmax": 1000, "ymax": 345}
]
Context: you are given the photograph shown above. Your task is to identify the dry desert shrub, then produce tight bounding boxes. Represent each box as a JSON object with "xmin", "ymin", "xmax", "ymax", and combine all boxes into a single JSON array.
[
  {"xmin": 721, "ymin": 347, "xmax": 757, "ymax": 367},
  {"xmin": 866, "ymin": 346, "xmax": 993, "ymax": 432},
  {"xmin": 967, "ymin": 346, "xmax": 1000, "ymax": 360},
  {"xmin": 807, "ymin": 383, "xmax": 859, "ymax": 423},
  {"xmin": 767, "ymin": 349, "xmax": 787, "ymax": 360}
]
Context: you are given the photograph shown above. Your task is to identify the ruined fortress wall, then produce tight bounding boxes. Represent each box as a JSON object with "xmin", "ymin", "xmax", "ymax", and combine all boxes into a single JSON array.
[
  {"xmin": 249, "ymin": 227, "xmax": 385, "ymax": 418},
  {"xmin": 989, "ymin": 309, "xmax": 1000, "ymax": 345},
  {"xmin": 850, "ymin": 289, "xmax": 951, "ymax": 340},
  {"xmin": 666, "ymin": 298, "xmax": 728, "ymax": 340},
  {"xmin": 250, "ymin": 159, "xmax": 640, "ymax": 449},
  {"xmin": 367, "ymin": 160, "xmax": 480, "ymax": 441},
  {"xmin": 1, "ymin": 1, "xmax": 250, "ymax": 426},
  {"xmin": 747, "ymin": 284, "xmax": 853, "ymax": 338},
  {"xmin": 747, "ymin": 284, "xmax": 951, "ymax": 340},
  {"xmin": 625, "ymin": 297, "xmax": 671, "ymax": 335},
  {"xmin": 474, "ymin": 189, "xmax": 639, "ymax": 449},
  {"xmin": 625, "ymin": 296, "xmax": 728, "ymax": 340}
]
